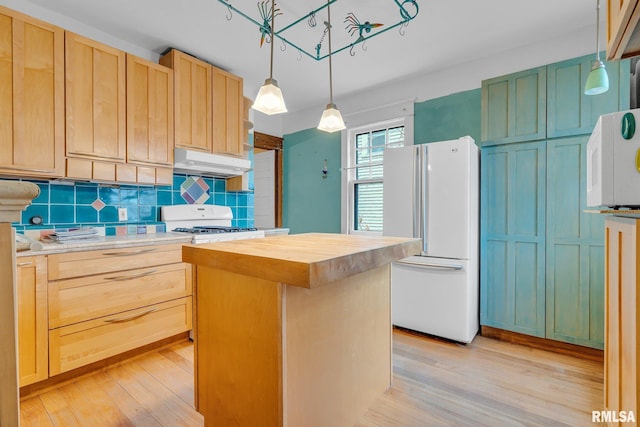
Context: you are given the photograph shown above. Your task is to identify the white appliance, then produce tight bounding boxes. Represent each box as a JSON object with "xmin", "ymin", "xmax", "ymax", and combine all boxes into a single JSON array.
[
  {"xmin": 587, "ymin": 109, "xmax": 640, "ymax": 208},
  {"xmin": 383, "ymin": 136, "xmax": 479, "ymax": 343},
  {"xmin": 173, "ymin": 148, "xmax": 251, "ymax": 178},
  {"xmin": 161, "ymin": 204, "xmax": 264, "ymax": 244}
]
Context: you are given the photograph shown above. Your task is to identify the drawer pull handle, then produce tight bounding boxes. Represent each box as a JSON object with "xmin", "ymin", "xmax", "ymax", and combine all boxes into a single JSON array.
[
  {"xmin": 17, "ymin": 262, "xmax": 33, "ymax": 267},
  {"xmin": 104, "ymin": 269, "xmax": 157, "ymax": 281},
  {"xmin": 104, "ymin": 308, "xmax": 157, "ymax": 324},
  {"xmin": 102, "ymin": 248, "xmax": 157, "ymax": 257}
]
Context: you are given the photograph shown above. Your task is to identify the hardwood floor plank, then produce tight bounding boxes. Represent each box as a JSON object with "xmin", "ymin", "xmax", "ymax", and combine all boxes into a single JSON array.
[
  {"xmin": 92, "ymin": 371, "xmax": 162, "ymax": 427},
  {"xmin": 158, "ymin": 342, "xmax": 194, "ymax": 376},
  {"xmin": 38, "ymin": 388, "xmax": 82, "ymax": 427},
  {"xmin": 137, "ymin": 350, "xmax": 195, "ymax": 406},
  {"xmin": 19, "ymin": 397, "xmax": 54, "ymax": 427}
]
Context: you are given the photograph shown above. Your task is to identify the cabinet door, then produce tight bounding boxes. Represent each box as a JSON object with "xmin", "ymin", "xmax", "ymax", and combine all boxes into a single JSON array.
[
  {"xmin": 160, "ymin": 49, "xmax": 212, "ymax": 152},
  {"xmin": 481, "ymin": 67, "xmax": 546, "ymax": 145},
  {"xmin": 0, "ymin": 7, "xmax": 64, "ymax": 178},
  {"xmin": 480, "ymin": 141, "xmax": 546, "ymax": 337},
  {"xmin": 65, "ymin": 32, "xmax": 126, "ymax": 162},
  {"xmin": 546, "ymin": 136, "xmax": 605, "ymax": 349},
  {"xmin": 606, "ymin": 0, "xmax": 640, "ymax": 59},
  {"xmin": 212, "ymin": 67, "xmax": 243, "ymax": 156},
  {"xmin": 126, "ymin": 54, "xmax": 174, "ymax": 166},
  {"xmin": 547, "ymin": 55, "xmax": 630, "ymax": 138},
  {"xmin": 16, "ymin": 256, "xmax": 48, "ymax": 387}
]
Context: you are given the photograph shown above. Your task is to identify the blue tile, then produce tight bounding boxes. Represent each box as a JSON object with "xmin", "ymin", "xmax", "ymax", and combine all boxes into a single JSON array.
[
  {"xmin": 50, "ymin": 184, "xmax": 75, "ymax": 204},
  {"xmin": 214, "ymin": 193, "xmax": 226, "ymax": 205},
  {"xmin": 100, "ymin": 206, "xmax": 119, "ymax": 223},
  {"xmin": 226, "ymin": 193, "xmax": 238, "ymax": 206},
  {"xmin": 50, "ymin": 205, "xmax": 75, "ymax": 224},
  {"xmin": 174, "ymin": 192, "xmax": 187, "ymax": 204},
  {"xmin": 21, "ymin": 205, "xmax": 48, "ymax": 226},
  {"xmin": 76, "ymin": 185, "xmax": 98, "ymax": 205},
  {"xmin": 214, "ymin": 179, "xmax": 226, "ymax": 193},
  {"xmin": 157, "ymin": 224, "xmax": 166, "ymax": 233},
  {"xmin": 126, "ymin": 206, "xmax": 139, "ymax": 222},
  {"xmin": 237, "ymin": 206, "xmax": 248, "ymax": 220},
  {"xmin": 105, "ymin": 226, "xmax": 116, "ymax": 236},
  {"xmin": 99, "ymin": 187, "xmax": 120, "ymax": 205},
  {"xmin": 204, "ymin": 178, "xmax": 214, "ymax": 192},
  {"xmin": 173, "ymin": 174, "xmax": 187, "ymax": 191},
  {"xmin": 76, "ymin": 205, "xmax": 98, "ymax": 223},
  {"xmin": 139, "ymin": 206, "xmax": 157, "ymax": 222},
  {"xmin": 157, "ymin": 190, "xmax": 173, "ymax": 206},
  {"xmin": 139, "ymin": 188, "xmax": 157, "ymax": 206},
  {"xmin": 247, "ymin": 193, "xmax": 254, "ymax": 206},
  {"xmin": 32, "ymin": 183, "xmax": 49, "ymax": 204},
  {"xmin": 120, "ymin": 188, "xmax": 139, "ymax": 206},
  {"xmin": 237, "ymin": 193, "xmax": 248, "ymax": 207}
]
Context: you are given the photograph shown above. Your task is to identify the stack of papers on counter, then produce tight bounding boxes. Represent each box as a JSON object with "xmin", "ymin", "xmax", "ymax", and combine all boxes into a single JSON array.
[{"xmin": 43, "ymin": 227, "xmax": 102, "ymax": 243}]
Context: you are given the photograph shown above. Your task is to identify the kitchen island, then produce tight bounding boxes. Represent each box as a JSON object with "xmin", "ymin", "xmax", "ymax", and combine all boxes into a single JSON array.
[{"xmin": 183, "ymin": 232, "xmax": 420, "ymax": 427}]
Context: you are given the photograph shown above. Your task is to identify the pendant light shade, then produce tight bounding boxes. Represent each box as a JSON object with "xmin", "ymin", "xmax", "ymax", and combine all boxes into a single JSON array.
[
  {"xmin": 252, "ymin": 0, "xmax": 287, "ymax": 115},
  {"xmin": 585, "ymin": 60, "xmax": 609, "ymax": 95},
  {"xmin": 318, "ymin": 103, "xmax": 346, "ymax": 132},
  {"xmin": 253, "ymin": 78, "xmax": 287, "ymax": 115},
  {"xmin": 317, "ymin": 0, "xmax": 345, "ymax": 133},
  {"xmin": 584, "ymin": 0, "xmax": 609, "ymax": 96}
]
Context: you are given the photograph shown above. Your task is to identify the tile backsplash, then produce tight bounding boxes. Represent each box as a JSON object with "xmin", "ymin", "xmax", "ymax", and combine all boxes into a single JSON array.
[{"xmin": 11, "ymin": 173, "xmax": 254, "ymax": 236}]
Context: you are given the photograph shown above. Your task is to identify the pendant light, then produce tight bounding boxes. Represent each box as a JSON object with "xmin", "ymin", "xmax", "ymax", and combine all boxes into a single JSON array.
[
  {"xmin": 584, "ymin": 0, "xmax": 609, "ymax": 95},
  {"xmin": 317, "ymin": 0, "xmax": 346, "ymax": 133},
  {"xmin": 252, "ymin": 0, "xmax": 287, "ymax": 114}
]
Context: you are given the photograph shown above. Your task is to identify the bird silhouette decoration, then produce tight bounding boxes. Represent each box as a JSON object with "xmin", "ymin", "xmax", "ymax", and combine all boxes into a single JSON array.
[
  {"xmin": 258, "ymin": 0, "xmax": 282, "ymax": 47},
  {"xmin": 344, "ymin": 13, "xmax": 383, "ymax": 43}
]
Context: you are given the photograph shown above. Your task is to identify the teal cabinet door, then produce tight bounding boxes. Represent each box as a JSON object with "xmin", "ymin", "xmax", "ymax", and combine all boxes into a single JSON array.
[
  {"xmin": 481, "ymin": 67, "xmax": 547, "ymax": 146},
  {"xmin": 547, "ymin": 55, "xmax": 630, "ymax": 138},
  {"xmin": 546, "ymin": 136, "xmax": 604, "ymax": 349},
  {"xmin": 480, "ymin": 141, "xmax": 546, "ymax": 337}
]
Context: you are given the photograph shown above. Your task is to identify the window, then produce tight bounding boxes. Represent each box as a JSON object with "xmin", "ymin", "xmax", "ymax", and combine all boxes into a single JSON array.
[{"xmin": 345, "ymin": 121, "xmax": 406, "ymax": 234}]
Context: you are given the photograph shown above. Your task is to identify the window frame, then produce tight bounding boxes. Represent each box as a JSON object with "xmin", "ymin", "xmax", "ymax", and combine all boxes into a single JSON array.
[{"xmin": 343, "ymin": 118, "xmax": 409, "ymax": 235}]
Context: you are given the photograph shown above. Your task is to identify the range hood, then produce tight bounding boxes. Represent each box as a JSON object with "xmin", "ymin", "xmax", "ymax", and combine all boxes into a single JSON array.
[{"xmin": 173, "ymin": 148, "xmax": 251, "ymax": 178}]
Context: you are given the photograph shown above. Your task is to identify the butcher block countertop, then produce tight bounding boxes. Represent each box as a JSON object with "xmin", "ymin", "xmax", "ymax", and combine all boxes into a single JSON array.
[{"xmin": 182, "ymin": 232, "xmax": 421, "ymax": 288}]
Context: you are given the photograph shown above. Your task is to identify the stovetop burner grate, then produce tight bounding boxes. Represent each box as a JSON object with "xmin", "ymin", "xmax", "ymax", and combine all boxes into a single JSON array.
[{"xmin": 173, "ymin": 226, "xmax": 259, "ymax": 234}]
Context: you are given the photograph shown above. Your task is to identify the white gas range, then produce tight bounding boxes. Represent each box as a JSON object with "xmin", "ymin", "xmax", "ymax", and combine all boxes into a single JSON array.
[{"xmin": 161, "ymin": 205, "xmax": 264, "ymax": 244}]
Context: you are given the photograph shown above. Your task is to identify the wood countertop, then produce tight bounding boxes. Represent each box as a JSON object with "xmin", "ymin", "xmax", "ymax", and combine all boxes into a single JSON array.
[{"xmin": 182, "ymin": 232, "xmax": 420, "ymax": 288}]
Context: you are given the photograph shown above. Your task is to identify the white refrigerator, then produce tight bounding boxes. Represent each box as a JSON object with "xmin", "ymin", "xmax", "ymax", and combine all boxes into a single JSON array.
[{"xmin": 383, "ymin": 136, "xmax": 479, "ymax": 343}]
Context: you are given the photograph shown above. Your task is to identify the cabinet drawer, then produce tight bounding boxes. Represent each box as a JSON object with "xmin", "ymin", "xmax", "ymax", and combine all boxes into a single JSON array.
[
  {"xmin": 49, "ymin": 263, "xmax": 192, "ymax": 328},
  {"xmin": 49, "ymin": 297, "xmax": 192, "ymax": 376},
  {"xmin": 48, "ymin": 243, "xmax": 183, "ymax": 280}
]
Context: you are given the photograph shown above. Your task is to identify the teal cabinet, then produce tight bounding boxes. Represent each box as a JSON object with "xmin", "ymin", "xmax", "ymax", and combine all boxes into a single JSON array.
[
  {"xmin": 545, "ymin": 136, "xmax": 605, "ymax": 349},
  {"xmin": 480, "ymin": 141, "xmax": 546, "ymax": 337},
  {"xmin": 481, "ymin": 67, "xmax": 547, "ymax": 145},
  {"xmin": 547, "ymin": 55, "xmax": 630, "ymax": 138}
]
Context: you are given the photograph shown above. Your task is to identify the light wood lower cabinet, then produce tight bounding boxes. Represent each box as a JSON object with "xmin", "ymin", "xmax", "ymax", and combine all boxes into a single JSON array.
[
  {"xmin": 604, "ymin": 217, "xmax": 639, "ymax": 426},
  {"xmin": 47, "ymin": 243, "xmax": 193, "ymax": 376},
  {"xmin": 16, "ymin": 256, "xmax": 48, "ymax": 387}
]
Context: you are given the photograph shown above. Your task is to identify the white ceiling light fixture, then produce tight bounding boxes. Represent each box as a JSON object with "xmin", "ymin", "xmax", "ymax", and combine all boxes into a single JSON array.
[
  {"xmin": 317, "ymin": 0, "xmax": 346, "ymax": 133},
  {"xmin": 584, "ymin": 0, "xmax": 609, "ymax": 96},
  {"xmin": 252, "ymin": 0, "xmax": 288, "ymax": 115}
]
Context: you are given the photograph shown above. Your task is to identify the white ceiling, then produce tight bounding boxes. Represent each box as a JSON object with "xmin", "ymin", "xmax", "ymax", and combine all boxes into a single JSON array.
[{"xmin": 9, "ymin": 0, "xmax": 598, "ymax": 113}]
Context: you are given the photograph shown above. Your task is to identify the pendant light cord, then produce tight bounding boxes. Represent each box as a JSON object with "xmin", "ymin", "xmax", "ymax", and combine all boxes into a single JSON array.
[
  {"xmin": 327, "ymin": 0, "xmax": 334, "ymax": 105},
  {"xmin": 595, "ymin": 0, "xmax": 601, "ymax": 62},
  {"xmin": 269, "ymin": 0, "xmax": 275, "ymax": 79}
]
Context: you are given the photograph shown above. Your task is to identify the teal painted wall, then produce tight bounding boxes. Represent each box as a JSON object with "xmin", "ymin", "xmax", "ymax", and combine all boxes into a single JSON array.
[
  {"xmin": 414, "ymin": 89, "xmax": 481, "ymax": 144},
  {"xmin": 282, "ymin": 128, "xmax": 341, "ymax": 234}
]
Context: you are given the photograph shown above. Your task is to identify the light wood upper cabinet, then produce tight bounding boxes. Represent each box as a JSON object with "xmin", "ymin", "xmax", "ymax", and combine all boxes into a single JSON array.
[
  {"xmin": 0, "ymin": 7, "xmax": 64, "ymax": 178},
  {"xmin": 65, "ymin": 31, "xmax": 126, "ymax": 162},
  {"xmin": 16, "ymin": 256, "xmax": 48, "ymax": 387},
  {"xmin": 212, "ymin": 66, "xmax": 243, "ymax": 157},
  {"xmin": 126, "ymin": 54, "xmax": 174, "ymax": 167},
  {"xmin": 607, "ymin": 0, "xmax": 640, "ymax": 59},
  {"xmin": 159, "ymin": 49, "xmax": 212, "ymax": 152}
]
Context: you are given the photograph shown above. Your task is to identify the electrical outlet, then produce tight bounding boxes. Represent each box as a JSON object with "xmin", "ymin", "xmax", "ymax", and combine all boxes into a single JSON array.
[{"xmin": 118, "ymin": 208, "xmax": 128, "ymax": 221}]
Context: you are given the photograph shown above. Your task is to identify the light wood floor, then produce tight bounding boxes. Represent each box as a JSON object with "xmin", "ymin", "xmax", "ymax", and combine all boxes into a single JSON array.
[{"xmin": 20, "ymin": 329, "xmax": 604, "ymax": 426}]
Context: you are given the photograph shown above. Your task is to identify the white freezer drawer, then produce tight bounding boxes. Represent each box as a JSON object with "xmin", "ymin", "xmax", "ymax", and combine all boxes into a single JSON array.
[{"xmin": 391, "ymin": 257, "xmax": 478, "ymax": 343}]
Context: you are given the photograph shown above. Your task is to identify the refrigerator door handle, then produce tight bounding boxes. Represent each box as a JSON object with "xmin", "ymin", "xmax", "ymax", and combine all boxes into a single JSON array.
[
  {"xmin": 421, "ymin": 146, "xmax": 429, "ymax": 255},
  {"xmin": 412, "ymin": 147, "xmax": 421, "ymax": 239},
  {"xmin": 395, "ymin": 259, "xmax": 464, "ymax": 270}
]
